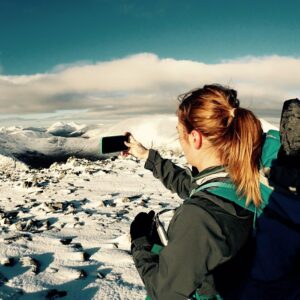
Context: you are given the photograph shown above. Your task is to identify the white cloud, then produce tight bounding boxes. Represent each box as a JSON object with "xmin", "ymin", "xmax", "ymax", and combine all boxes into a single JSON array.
[{"xmin": 0, "ymin": 53, "xmax": 299, "ymax": 117}]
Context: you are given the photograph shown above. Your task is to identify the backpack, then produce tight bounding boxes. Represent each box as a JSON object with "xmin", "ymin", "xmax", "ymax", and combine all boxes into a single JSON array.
[{"xmin": 193, "ymin": 99, "xmax": 300, "ymax": 299}]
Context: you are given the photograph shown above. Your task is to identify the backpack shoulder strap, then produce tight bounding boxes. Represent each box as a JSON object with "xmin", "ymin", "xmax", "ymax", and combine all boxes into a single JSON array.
[{"xmin": 190, "ymin": 181, "xmax": 257, "ymax": 214}]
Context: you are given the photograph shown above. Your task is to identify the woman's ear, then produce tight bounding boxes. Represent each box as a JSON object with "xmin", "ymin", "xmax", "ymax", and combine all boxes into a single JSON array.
[{"xmin": 190, "ymin": 129, "xmax": 202, "ymax": 149}]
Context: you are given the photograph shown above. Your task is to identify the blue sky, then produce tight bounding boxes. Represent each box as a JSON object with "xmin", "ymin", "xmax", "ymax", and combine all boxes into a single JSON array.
[
  {"xmin": 0, "ymin": 0, "xmax": 299, "ymax": 125},
  {"xmin": 1, "ymin": 0, "xmax": 300, "ymax": 75}
]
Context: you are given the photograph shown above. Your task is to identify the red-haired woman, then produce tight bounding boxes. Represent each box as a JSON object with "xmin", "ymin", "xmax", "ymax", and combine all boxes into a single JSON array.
[{"xmin": 125, "ymin": 84, "xmax": 263, "ymax": 300}]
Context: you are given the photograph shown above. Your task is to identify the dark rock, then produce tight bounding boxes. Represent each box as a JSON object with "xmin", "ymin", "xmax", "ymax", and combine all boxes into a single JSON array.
[
  {"xmin": 23, "ymin": 181, "xmax": 33, "ymax": 188},
  {"xmin": 45, "ymin": 202, "xmax": 68, "ymax": 212},
  {"xmin": 78, "ymin": 269, "xmax": 87, "ymax": 279},
  {"xmin": 60, "ymin": 238, "xmax": 73, "ymax": 245},
  {"xmin": 116, "ymin": 210, "xmax": 129, "ymax": 217},
  {"xmin": 46, "ymin": 289, "xmax": 67, "ymax": 299},
  {"xmin": 103, "ymin": 200, "xmax": 116, "ymax": 207},
  {"xmin": 83, "ymin": 252, "xmax": 90, "ymax": 261}
]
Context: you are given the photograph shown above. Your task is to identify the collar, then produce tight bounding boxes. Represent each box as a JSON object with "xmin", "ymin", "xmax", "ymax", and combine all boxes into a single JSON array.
[{"xmin": 191, "ymin": 166, "xmax": 229, "ymax": 186}]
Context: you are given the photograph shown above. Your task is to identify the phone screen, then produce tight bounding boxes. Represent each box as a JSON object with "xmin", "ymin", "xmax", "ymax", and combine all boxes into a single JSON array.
[{"xmin": 100, "ymin": 135, "xmax": 129, "ymax": 154}]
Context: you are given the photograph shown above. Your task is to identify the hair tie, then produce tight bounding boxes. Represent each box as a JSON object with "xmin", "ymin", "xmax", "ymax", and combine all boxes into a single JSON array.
[
  {"xmin": 229, "ymin": 90, "xmax": 240, "ymax": 108},
  {"xmin": 230, "ymin": 108, "xmax": 236, "ymax": 117}
]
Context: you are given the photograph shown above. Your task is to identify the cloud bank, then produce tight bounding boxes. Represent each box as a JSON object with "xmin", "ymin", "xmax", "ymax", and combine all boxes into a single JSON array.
[{"xmin": 0, "ymin": 53, "xmax": 300, "ymax": 121}]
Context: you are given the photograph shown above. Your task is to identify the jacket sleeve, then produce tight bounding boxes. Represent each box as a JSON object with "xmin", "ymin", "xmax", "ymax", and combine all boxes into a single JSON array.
[
  {"xmin": 131, "ymin": 204, "xmax": 230, "ymax": 300},
  {"xmin": 144, "ymin": 149, "xmax": 194, "ymax": 199}
]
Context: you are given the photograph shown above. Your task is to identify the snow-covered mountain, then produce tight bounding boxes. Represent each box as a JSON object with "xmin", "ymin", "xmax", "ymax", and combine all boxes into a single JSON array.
[{"xmin": 0, "ymin": 115, "xmax": 277, "ymax": 169}]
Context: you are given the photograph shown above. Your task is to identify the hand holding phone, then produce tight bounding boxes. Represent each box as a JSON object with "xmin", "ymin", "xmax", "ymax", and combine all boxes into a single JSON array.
[
  {"xmin": 99, "ymin": 135, "xmax": 129, "ymax": 154},
  {"xmin": 123, "ymin": 134, "xmax": 149, "ymax": 159}
]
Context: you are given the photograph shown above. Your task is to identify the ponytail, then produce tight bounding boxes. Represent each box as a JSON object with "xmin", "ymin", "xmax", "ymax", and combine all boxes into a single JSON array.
[{"xmin": 221, "ymin": 108, "xmax": 263, "ymax": 206}]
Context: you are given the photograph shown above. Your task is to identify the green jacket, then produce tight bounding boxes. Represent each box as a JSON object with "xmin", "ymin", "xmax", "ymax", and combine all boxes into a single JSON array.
[{"xmin": 131, "ymin": 149, "xmax": 254, "ymax": 300}]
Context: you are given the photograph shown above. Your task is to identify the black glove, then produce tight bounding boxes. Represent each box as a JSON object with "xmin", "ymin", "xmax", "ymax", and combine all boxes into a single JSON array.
[
  {"xmin": 130, "ymin": 210, "xmax": 155, "ymax": 241},
  {"xmin": 149, "ymin": 221, "xmax": 163, "ymax": 246}
]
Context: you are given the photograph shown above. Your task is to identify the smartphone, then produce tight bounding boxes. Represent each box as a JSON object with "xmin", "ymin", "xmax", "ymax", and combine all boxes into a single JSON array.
[{"xmin": 99, "ymin": 135, "xmax": 129, "ymax": 154}]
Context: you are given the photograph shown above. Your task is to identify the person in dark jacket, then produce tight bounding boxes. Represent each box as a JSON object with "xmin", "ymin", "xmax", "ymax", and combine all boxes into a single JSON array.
[{"xmin": 124, "ymin": 84, "xmax": 264, "ymax": 300}]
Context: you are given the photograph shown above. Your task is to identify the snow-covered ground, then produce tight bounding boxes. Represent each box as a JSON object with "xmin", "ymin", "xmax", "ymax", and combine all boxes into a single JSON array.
[{"xmin": 0, "ymin": 116, "xmax": 277, "ymax": 299}]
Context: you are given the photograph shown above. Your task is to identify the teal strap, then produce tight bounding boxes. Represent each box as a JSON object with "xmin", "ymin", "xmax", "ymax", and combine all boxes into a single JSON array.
[
  {"xmin": 151, "ymin": 243, "xmax": 163, "ymax": 255},
  {"xmin": 190, "ymin": 181, "xmax": 272, "ymax": 217},
  {"xmin": 190, "ymin": 182, "xmax": 256, "ymax": 214}
]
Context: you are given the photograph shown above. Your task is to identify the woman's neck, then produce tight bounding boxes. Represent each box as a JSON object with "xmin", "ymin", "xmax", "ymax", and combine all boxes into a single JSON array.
[{"xmin": 194, "ymin": 149, "xmax": 222, "ymax": 173}]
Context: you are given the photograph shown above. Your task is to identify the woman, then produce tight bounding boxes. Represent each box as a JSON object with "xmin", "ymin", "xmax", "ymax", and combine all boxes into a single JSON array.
[{"xmin": 124, "ymin": 84, "xmax": 263, "ymax": 300}]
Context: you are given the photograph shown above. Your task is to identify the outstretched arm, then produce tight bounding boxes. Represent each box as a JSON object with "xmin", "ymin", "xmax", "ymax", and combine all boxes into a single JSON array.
[
  {"xmin": 144, "ymin": 149, "xmax": 193, "ymax": 199},
  {"xmin": 124, "ymin": 134, "xmax": 193, "ymax": 199}
]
